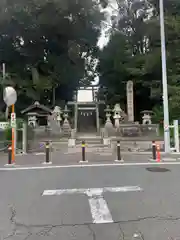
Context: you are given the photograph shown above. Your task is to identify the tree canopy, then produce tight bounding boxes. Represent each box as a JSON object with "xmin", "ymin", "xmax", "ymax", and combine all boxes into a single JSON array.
[
  {"xmin": 0, "ymin": 0, "xmax": 180, "ymax": 123},
  {"xmin": 98, "ymin": 0, "xmax": 180, "ymax": 122},
  {"xmin": 0, "ymin": 0, "xmax": 104, "ymax": 111}
]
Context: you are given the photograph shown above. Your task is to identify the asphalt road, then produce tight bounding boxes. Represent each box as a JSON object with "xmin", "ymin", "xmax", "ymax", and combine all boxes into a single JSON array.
[{"xmin": 0, "ymin": 164, "xmax": 180, "ymax": 239}]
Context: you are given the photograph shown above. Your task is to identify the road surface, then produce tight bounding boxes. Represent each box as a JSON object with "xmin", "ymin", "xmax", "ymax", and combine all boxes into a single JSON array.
[{"xmin": 0, "ymin": 163, "xmax": 180, "ymax": 239}]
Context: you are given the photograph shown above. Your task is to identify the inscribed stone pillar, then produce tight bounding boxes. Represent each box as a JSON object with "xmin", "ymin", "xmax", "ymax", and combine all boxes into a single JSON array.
[{"xmin": 126, "ymin": 81, "xmax": 134, "ymax": 122}]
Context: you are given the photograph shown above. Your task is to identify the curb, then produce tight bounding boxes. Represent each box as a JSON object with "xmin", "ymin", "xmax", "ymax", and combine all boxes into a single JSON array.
[{"xmin": 162, "ymin": 158, "xmax": 177, "ymax": 162}]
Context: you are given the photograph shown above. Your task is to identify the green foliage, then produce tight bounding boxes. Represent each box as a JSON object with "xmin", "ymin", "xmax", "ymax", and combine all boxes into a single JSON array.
[
  {"xmin": 98, "ymin": 0, "xmax": 180, "ymax": 119},
  {"xmin": 4, "ymin": 127, "xmax": 12, "ymax": 141},
  {"xmin": 0, "ymin": 0, "xmax": 104, "ymax": 110}
]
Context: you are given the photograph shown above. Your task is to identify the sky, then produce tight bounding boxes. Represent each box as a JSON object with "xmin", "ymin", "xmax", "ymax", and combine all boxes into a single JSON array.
[{"xmin": 97, "ymin": 0, "xmax": 116, "ymax": 49}]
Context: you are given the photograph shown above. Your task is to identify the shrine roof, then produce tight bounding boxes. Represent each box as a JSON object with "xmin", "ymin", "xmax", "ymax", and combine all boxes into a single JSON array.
[
  {"xmin": 21, "ymin": 101, "xmax": 52, "ymax": 115},
  {"xmin": 141, "ymin": 110, "xmax": 153, "ymax": 114}
]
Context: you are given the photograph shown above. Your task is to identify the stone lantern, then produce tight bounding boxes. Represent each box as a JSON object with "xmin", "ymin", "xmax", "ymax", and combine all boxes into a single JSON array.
[
  {"xmin": 104, "ymin": 105, "xmax": 113, "ymax": 130},
  {"xmin": 141, "ymin": 110, "xmax": 153, "ymax": 125},
  {"xmin": 62, "ymin": 105, "xmax": 71, "ymax": 135}
]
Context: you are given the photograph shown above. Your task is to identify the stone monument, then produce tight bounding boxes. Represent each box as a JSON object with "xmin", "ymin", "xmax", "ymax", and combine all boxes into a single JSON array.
[{"xmin": 126, "ymin": 81, "xmax": 134, "ymax": 122}]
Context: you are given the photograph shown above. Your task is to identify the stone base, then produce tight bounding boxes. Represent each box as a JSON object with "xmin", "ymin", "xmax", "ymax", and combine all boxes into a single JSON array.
[
  {"xmin": 4, "ymin": 163, "xmax": 16, "ymax": 167},
  {"xmin": 42, "ymin": 161, "xmax": 52, "ymax": 165},
  {"xmin": 79, "ymin": 160, "xmax": 88, "ymax": 163},
  {"xmin": 105, "ymin": 123, "xmax": 159, "ymax": 138},
  {"xmin": 114, "ymin": 159, "xmax": 124, "ymax": 163},
  {"xmin": 68, "ymin": 138, "xmax": 76, "ymax": 147},
  {"xmin": 103, "ymin": 138, "xmax": 111, "ymax": 146},
  {"xmin": 119, "ymin": 123, "xmax": 141, "ymax": 137}
]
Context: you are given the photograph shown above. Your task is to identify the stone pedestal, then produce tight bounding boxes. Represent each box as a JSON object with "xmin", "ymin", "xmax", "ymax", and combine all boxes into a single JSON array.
[
  {"xmin": 119, "ymin": 123, "xmax": 141, "ymax": 137},
  {"xmin": 68, "ymin": 138, "xmax": 76, "ymax": 147},
  {"xmin": 103, "ymin": 138, "xmax": 111, "ymax": 146}
]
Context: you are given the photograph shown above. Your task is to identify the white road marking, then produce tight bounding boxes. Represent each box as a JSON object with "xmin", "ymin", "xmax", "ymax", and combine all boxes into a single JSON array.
[
  {"xmin": 1, "ymin": 161, "xmax": 180, "ymax": 171},
  {"xmin": 42, "ymin": 186, "xmax": 143, "ymax": 196},
  {"xmin": 43, "ymin": 188, "xmax": 86, "ymax": 195},
  {"xmin": 105, "ymin": 186, "xmax": 142, "ymax": 192},
  {"xmin": 34, "ymin": 153, "xmax": 45, "ymax": 155},
  {"xmin": 88, "ymin": 196, "xmax": 113, "ymax": 223},
  {"xmin": 42, "ymin": 186, "xmax": 142, "ymax": 224},
  {"xmin": 87, "ymin": 189, "xmax": 112, "ymax": 223}
]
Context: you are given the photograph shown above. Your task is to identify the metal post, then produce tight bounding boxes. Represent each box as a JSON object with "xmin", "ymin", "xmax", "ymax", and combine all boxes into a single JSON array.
[
  {"xmin": 152, "ymin": 141, "xmax": 156, "ymax": 160},
  {"xmin": 22, "ymin": 122, "xmax": 27, "ymax": 154},
  {"xmin": 159, "ymin": 0, "xmax": 170, "ymax": 153},
  {"xmin": 46, "ymin": 141, "xmax": 50, "ymax": 163},
  {"xmin": 14, "ymin": 123, "xmax": 17, "ymax": 155},
  {"xmin": 8, "ymin": 145, "xmax": 12, "ymax": 165},
  {"xmin": 173, "ymin": 120, "xmax": 179, "ymax": 153},
  {"xmin": 2, "ymin": 63, "xmax": 8, "ymax": 120},
  {"xmin": 117, "ymin": 141, "xmax": 121, "ymax": 160},
  {"xmin": 115, "ymin": 141, "xmax": 124, "ymax": 162},
  {"xmin": 11, "ymin": 104, "xmax": 15, "ymax": 162},
  {"xmin": 42, "ymin": 141, "xmax": 52, "ymax": 165},
  {"xmin": 80, "ymin": 140, "xmax": 88, "ymax": 163},
  {"xmin": 82, "ymin": 140, "xmax": 85, "ymax": 162}
]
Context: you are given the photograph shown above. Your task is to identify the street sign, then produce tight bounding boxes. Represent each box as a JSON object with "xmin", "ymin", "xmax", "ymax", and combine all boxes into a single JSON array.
[
  {"xmin": 11, "ymin": 113, "xmax": 16, "ymax": 128},
  {"xmin": 3, "ymin": 87, "xmax": 17, "ymax": 106}
]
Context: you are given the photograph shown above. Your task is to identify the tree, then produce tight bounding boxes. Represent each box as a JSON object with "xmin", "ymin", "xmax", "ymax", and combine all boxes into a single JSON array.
[
  {"xmin": 98, "ymin": 0, "xmax": 180, "ymax": 122},
  {"xmin": 0, "ymin": 0, "xmax": 104, "ymax": 111},
  {"xmin": 98, "ymin": 0, "xmax": 152, "ymax": 117}
]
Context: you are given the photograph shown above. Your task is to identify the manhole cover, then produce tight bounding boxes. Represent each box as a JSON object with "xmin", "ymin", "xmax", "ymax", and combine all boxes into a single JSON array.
[{"xmin": 146, "ymin": 167, "xmax": 170, "ymax": 172}]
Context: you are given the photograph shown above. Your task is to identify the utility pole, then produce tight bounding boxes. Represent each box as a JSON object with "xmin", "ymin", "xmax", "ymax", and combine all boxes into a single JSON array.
[
  {"xmin": 159, "ymin": 0, "xmax": 170, "ymax": 153},
  {"xmin": 2, "ymin": 63, "xmax": 8, "ymax": 119},
  {"xmin": 52, "ymin": 87, "xmax": 56, "ymax": 107}
]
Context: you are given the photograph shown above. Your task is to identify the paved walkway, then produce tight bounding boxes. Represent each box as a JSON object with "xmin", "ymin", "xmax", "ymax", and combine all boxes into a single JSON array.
[{"xmin": 0, "ymin": 147, "xmax": 180, "ymax": 167}]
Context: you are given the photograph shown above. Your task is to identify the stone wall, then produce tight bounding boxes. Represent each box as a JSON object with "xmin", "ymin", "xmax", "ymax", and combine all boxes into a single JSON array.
[{"xmin": 103, "ymin": 123, "xmax": 159, "ymax": 138}]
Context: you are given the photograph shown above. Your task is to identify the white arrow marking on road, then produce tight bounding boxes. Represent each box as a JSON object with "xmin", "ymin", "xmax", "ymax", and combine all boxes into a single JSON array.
[{"xmin": 42, "ymin": 186, "xmax": 143, "ymax": 224}]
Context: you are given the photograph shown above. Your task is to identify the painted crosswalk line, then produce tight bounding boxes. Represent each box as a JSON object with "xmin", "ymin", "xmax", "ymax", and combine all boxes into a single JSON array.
[{"xmin": 42, "ymin": 186, "xmax": 143, "ymax": 224}]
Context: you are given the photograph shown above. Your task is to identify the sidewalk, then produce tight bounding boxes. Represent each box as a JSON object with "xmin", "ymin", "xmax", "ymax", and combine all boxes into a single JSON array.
[{"xmin": 0, "ymin": 149, "xmax": 180, "ymax": 168}]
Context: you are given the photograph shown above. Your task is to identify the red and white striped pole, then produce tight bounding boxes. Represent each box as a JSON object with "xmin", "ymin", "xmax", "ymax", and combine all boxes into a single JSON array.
[{"xmin": 156, "ymin": 144, "xmax": 161, "ymax": 162}]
